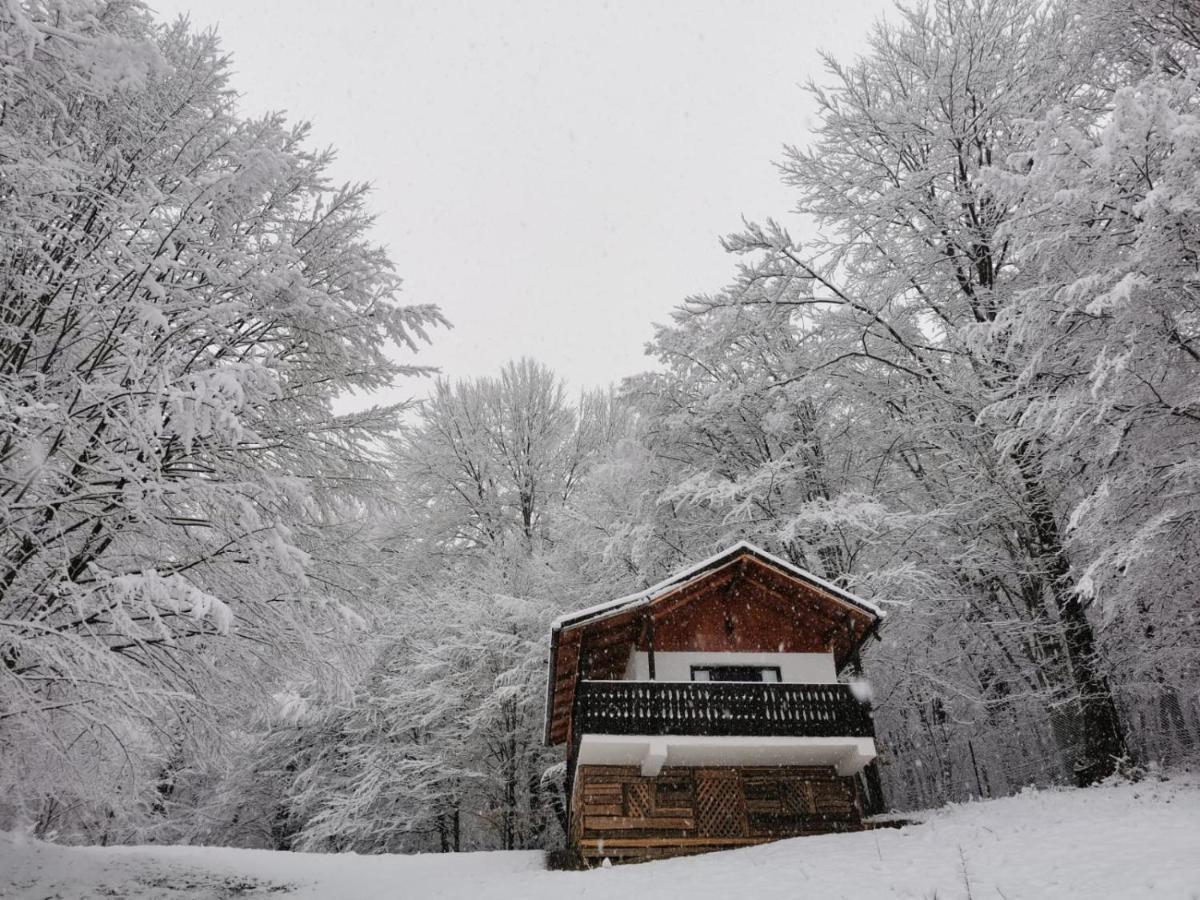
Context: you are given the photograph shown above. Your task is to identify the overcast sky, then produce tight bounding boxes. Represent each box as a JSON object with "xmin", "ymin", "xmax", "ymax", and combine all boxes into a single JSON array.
[{"xmin": 150, "ymin": 0, "xmax": 891, "ymax": 396}]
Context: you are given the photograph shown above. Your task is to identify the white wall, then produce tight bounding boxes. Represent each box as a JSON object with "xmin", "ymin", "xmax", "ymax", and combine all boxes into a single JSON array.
[{"xmin": 622, "ymin": 650, "xmax": 836, "ymax": 684}]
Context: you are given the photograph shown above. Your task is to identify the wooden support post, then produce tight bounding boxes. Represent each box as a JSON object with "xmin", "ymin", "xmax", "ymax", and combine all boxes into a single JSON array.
[
  {"xmin": 847, "ymin": 618, "xmax": 863, "ymax": 676},
  {"xmin": 646, "ymin": 613, "xmax": 656, "ymax": 680}
]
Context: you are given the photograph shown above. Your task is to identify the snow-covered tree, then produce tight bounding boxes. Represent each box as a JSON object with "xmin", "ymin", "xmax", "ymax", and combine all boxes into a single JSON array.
[
  {"xmin": 615, "ymin": 0, "xmax": 1141, "ymax": 804},
  {"xmin": 769, "ymin": 0, "xmax": 1137, "ymax": 786},
  {"xmin": 984, "ymin": 5, "xmax": 1200, "ymax": 767},
  {"xmin": 392, "ymin": 359, "xmax": 621, "ymax": 556},
  {"xmin": 247, "ymin": 363, "xmax": 629, "ymax": 852},
  {"xmin": 0, "ymin": 1, "xmax": 442, "ymax": 837}
]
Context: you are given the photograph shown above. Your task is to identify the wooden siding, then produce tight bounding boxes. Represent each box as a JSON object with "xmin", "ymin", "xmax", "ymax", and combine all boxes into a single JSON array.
[
  {"xmin": 571, "ymin": 764, "xmax": 862, "ymax": 862},
  {"xmin": 644, "ymin": 567, "xmax": 840, "ymax": 654}
]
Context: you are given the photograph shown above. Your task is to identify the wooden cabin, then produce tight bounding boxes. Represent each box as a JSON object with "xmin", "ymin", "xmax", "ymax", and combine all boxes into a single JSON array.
[{"xmin": 544, "ymin": 542, "xmax": 884, "ymax": 863}]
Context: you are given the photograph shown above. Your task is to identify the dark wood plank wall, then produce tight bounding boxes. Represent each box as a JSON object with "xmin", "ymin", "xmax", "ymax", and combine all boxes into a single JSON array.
[
  {"xmin": 646, "ymin": 565, "xmax": 846, "ymax": 654},
  {"xmin": 571, "ymin": 764, "xmax": 863, "ymax": 861}
]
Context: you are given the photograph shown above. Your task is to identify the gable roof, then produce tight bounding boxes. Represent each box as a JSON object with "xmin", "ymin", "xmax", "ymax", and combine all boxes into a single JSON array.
[
  {"xmin": 543, "ymin": 542, "xmax": 883, "ymax": 745},
  {"xmin": 552, "ymin": 541, "xmax": 883, "ymax": 633}
]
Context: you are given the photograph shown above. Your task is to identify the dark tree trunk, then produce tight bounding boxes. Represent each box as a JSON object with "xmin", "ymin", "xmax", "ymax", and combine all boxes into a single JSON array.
[
  {"xmin": 527, "ymin": 767, "xmax": 545, "ymax": 847},
  {"xmin": 1058, "ymin": 589, "xmax": 1128, "ymax": 784},
  {"xmin": 540, "ymin": 763, "xmax": 570, "ymax": 839},
  {"xmin": 1016, "ymin": 447, "xmax": 1128, "ymax": 783},
  {"xmin": 858, "ymin": 761, "xmax": 887, "ymax": 816}
]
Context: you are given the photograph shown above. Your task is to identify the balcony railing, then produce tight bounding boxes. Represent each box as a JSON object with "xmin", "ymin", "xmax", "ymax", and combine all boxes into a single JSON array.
[{"xmin": 571, "ymin": 680, "xmax": 874, "ymax": 742}]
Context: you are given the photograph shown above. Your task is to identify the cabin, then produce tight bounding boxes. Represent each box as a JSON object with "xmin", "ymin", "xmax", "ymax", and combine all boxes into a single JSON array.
[{"xmin": 544, "ymin": 542, "xmax": 884, "ymax": 863}]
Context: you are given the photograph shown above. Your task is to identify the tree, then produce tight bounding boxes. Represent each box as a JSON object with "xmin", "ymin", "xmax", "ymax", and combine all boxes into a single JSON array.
[
  {"xmin": 626, "ymin": 289, "xmax": 887, "ymax": 582},
  {"xmin": 393, "ymin": 359, "xmax": 610, "ymax": 555},
  {"xmin": 387, "ymin": 363, "xmax": 629, "ymax": 848},
  {"xmin": 0, "ymin": 1, "xmax": 443, "ymax": 837},
  {"xmin": 622, "ymin": 0, "xmax": 1132, "ymax": 797},
  {"xmin": 984, "ymin": 6, "xmax": 1200, "ymax": 766},
  {"xmin": 767, "ymin": 0, "xmax": 1132, "ymax": 784},
  {"xmin": 264, "ymin": 362, "xmax": 628, "ymax": 852}
]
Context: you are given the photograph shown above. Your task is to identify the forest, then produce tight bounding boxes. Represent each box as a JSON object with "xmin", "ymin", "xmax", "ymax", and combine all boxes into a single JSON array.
[{"xmin": 1, "ymin": 0, "xmax": 1198, "ymax": 856}]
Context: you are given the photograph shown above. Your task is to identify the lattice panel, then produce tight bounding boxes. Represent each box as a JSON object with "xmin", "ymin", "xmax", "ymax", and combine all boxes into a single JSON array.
[
  {"xmin": 696, "ymin": 773, "xmax": 748, "ymax": 838},
  {"xmin": 625, "ymin": 782, "xmax": 653, "ymax": 818},
  {"xmin": 781, "ymin": 780, "xmax": 815, "ymax": 816}
]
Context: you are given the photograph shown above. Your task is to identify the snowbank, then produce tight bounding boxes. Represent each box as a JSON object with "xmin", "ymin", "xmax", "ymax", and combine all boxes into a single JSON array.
[{"xmin": 3, "ymin": 776, "xmax": 1198, "ymax": 899}]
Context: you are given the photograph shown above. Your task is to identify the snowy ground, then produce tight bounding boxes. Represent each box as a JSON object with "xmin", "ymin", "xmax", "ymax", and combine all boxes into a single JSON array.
[{"xmin": 4, "ymin": 777, "xmax": 1199, "ymax": 900}]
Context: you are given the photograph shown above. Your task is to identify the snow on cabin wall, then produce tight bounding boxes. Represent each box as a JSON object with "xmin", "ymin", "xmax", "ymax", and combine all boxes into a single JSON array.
[{"xmin": 623, "ymin": 650, "xmax": 837, "ymax": 683}]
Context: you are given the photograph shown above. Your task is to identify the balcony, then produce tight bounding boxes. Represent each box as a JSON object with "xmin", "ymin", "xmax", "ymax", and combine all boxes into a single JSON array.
[
  {"xmin": 573, "ymin": 680, "xmax": 873, "ymax": 739},
  {"xmin": 570, "ymin": 680, "xmax": 877, "ymax": 777}
]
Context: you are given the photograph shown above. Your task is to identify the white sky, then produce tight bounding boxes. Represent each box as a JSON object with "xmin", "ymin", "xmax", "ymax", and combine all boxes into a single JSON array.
[{"xmin": 150, "ymin": 1, "xmax": 890, "ymax": 395}]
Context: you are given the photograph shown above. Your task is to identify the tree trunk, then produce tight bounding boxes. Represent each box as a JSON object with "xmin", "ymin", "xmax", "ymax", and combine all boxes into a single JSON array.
[
  {"xmin": 1016, "ymin": 447, "xmax": 1128, "ymax": 783},
  {"xmin": 859, "ymin": 761, "xmax": 887, "ymax": 816}
]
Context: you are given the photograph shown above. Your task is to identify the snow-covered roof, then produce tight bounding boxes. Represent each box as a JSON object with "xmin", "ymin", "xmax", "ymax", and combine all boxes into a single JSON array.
[{"xmin": 551, "ymin": 540, "xmax": 884, "ymax": 635}]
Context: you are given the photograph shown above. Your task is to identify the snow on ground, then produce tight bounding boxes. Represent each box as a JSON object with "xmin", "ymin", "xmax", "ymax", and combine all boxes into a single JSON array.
[{"xmin": 3, "ymin": 777, "xmax": 1199, "ymax": 900}]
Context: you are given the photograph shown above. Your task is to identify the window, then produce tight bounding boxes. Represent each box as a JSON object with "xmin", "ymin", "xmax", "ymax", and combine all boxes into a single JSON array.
[{"xmin": 690, "ymin": 665, "xmax": 782, "ymax": 683}]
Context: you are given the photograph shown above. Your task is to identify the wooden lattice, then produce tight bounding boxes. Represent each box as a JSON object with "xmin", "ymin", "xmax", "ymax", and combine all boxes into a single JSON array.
[
  {"xmin": 625, "ymin": 781, "xmax": 653, "ymax": 818},
  {"xmin": 781, "ymin": 780, "xmax": 814, "ymax": 816},
  {"xmin": 695, "ymin": 772, "xmax": 748, "ymax": 838}
]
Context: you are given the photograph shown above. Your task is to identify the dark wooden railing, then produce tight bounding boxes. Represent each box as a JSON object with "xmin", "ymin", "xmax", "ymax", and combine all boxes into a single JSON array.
[{"xmin": 571, "ymin": 680, "xmax": 874, "ymax": 741}]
